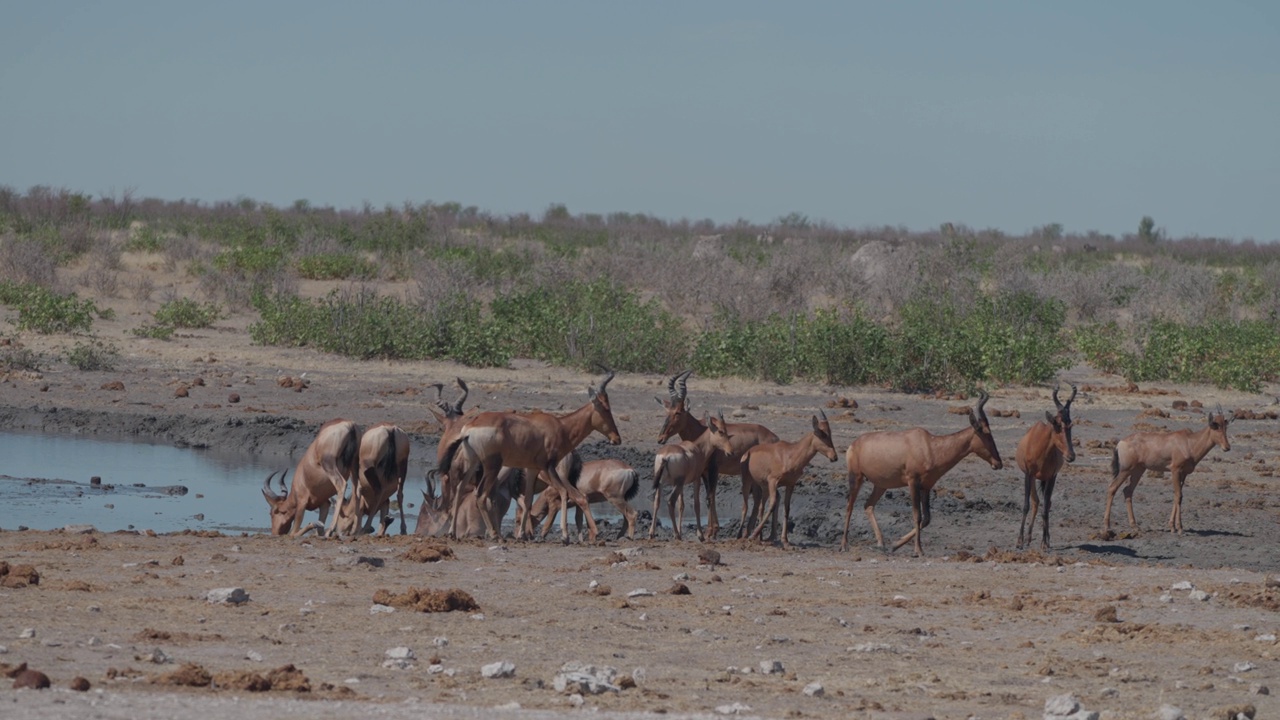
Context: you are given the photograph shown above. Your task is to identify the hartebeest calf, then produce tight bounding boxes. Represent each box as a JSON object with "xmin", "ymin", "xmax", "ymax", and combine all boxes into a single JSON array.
[
  {"xmin": 261, "ymin": 418, "xmax": 359, "ymax": 537},
  {"xmin": 438, "ymin": 369, "xmax": 621, "ymax": 542},
  {"xmin": 1014, "ymin": 383, "xmax": 1077, "ymax": 550},
  {"xmin": 335, "ymin": 423, "xmax": 410, "ymax": 537},
  {"xmin": 841, "ymin": 391, "xmax": 1003, "ymax": 557},
  {"xmin": 649, "ymin": 412, "xmax": 737, "ymax": 541},
  {"xmin": 657, "ymin": 370, "xmax": 779, "ymax": 540},
  {"xmin": 740, "ymin": 409, "xmax": 839, "ymax": 549},
  {"xmin": 1103, "ymin": 407, "xmax": 1232, "ymax": 534},
  {"xmin": 528, "ymin": 454, "xmax": 642, "ymax": 541}
]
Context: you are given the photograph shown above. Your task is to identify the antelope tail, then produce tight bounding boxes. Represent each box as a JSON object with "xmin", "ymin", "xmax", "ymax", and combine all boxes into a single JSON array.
[
  {"xmin": 340, "ymin": 423, "xmax": 359, "ymax": 475},
  {"xmin": 376, "ymin": 427, "xmax": 399, "ymax": 485},
  {"xmin": 653, "ymin": 457, "xmax": 668, "ymax": 490},
  {"xmin": 437, "ymin": 435, "xmax": 470, "ymax": 484},
  {"xmin": 1110, "ymin": 447, "xmax": 1119, "ymax": 478},
  {"xmin": 565, "ymin": 451, "xmax": 584, "ymax": 488},
  {"xmin": 622, "ymin": 469, "xmax": 640, "ymax": 502}
]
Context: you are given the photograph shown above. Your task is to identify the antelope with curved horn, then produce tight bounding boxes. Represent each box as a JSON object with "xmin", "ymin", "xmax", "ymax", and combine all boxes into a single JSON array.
[
  {"xmin": 739, "ymin": 409, "xmax": 839, "ymax": 549},
  {"xmin": 416, "ymin": 467, "xmax": 522, "ymax": 538},
  {"xmin": 656, "ymin": 370, "xmax": 779, "ymax": 541},
  {"xmin": 841, "ymin": 391, "xmax": 1003, "ymax": 557},
  {"xmin": 649, "ymin": 412, "xmax": 737, "ymax": 541},
  {"xmin": 437, "ymin": 368, "xmax": 622, "ymax": 542},
  {"xmin": 1103, "ymin": 405, "xmax": 1232, "ymax": 534},
  {"xmin": 261, "ymin": 418, "xmax": 359, "ymax": 537},
  {"xmin": 1014, "ymin": 382, "xmax": 1077, "ymax": 550}
]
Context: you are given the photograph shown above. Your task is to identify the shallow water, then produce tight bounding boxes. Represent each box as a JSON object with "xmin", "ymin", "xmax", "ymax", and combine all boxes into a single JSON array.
[{"xmin": 0, "ymin": 432, "xmax": 288, "ymax": 534}]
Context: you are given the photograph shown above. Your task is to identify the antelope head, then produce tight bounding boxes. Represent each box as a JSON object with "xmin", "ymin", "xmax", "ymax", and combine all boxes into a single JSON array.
[
  {"xmin": 968, "ymin": 390, "xmax": 1003, "ymax": 470},
  {"xmin": 587, "ymin": 365, "xmax": 622, "ymax": 445},
  {"xmin": 1209, "ymin": 404, "xmax": 1232, "ymax": 452},
  {"xmin": 656, "ymin": 369, "xmax": 693, "ymax": 443},
  {"xmin": 1046, "ymin": 382, "xmax": 1078, "ymax": 463},
  {"xmin": 812, "ymin": 407, "xmax": 838, "ymax": 462},
  {"xmin": 261, "ymin": 470, "xmax": 294, "ymax": 535}
]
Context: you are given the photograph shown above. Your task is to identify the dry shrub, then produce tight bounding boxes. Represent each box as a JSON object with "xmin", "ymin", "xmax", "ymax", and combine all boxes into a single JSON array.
[
  {"xmin": 372, "ymin": 587, "xmax": 479, "ymax": 613},
  {"xmin": 78, "ymin": 266, "xmax": 119, "ymax": 297},
  {"xmin": 128, "ymin": 273, "xmax": 155, "ymax": 301},
  {"xmin": 0, "ymin": 236, "xmax": 56, "ymax": 286},
  {"xmin": 400, "ymin": 542, "xmax": 454, "ymax": 563},
  {"xmin": 212, "ymin": 670, "xmax": 271, "ymax": 692},
  {"xmin": 265, "ymin": 664, "xmax": 311, "ymax": 692}
]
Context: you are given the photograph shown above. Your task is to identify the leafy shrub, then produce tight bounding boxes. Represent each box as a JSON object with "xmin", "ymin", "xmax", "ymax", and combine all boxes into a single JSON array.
[
  {"xmin": 0, "ymin": 342, "xmax": 42, "ymax": 372},
  {"xmin": 491, "ymin": 279, "xmax": 688, "ymax": 373},
  {"xmin": 66, "ymin": 338, "xmax": 119, "ymax": 371},
  {"xmin": 213, "ymin": 244, "xmax": 286, "ymax": 274},
  {"xmin": 153, "ymin": 298, "xmax": 221, "ymax": 328},
  {"xmin": 297, "ymin": 253, "xmax": 378, "ymax": 280},
  {"xmin": 131, "ymin": 323, "xmax": 175, "ymax": 340},
  {"xmin": 0, "ymin": 282, "xmax": 98, "ymax": 334}
]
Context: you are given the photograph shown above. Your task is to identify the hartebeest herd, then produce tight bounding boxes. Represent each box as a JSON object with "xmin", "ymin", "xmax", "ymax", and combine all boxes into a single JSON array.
[{"xmin": 261, "ymin": 370, "xmax": 1236, "ymax": 556}]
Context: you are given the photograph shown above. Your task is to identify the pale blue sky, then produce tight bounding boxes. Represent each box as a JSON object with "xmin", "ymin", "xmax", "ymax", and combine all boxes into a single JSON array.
[{"xmin": 2, "ymin": 1, "xmax": 1277, "ymax": 240}]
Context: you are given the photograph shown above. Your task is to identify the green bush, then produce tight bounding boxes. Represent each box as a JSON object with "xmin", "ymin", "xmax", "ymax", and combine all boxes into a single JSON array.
[
  {"xmin": 212, "ymin": 244, "xmax": 286, "ymax": 274},
  {"xmin": 131, "ymin": 323, "xmax": 175, "ymax": 340},
  {"xmin": 296, "ymin": 253, "xmax": 378, "ymax": 280},
  {"xmin": 66, "ymin": 338, "xmax": 119, "ymax": 371},
  {"xmin": 491, "ymin": 279, "xmax": 688, "ymax": 373},
  {"xmin": 0, "ymin": 283, "xmax": 98, "ymax": 334},
  {"xmin": 153, "ymin": 297, "xmax": 221, "ymax": 328}
]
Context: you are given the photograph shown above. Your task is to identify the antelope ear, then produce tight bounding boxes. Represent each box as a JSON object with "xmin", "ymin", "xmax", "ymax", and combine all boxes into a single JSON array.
[
  {"xmin": 1045, "ymin": 410, "xmax": 1057, "ymax": 427},
  {"xmin": 428, "ymin": 407, "xmax": 446, "ymax": 427}
]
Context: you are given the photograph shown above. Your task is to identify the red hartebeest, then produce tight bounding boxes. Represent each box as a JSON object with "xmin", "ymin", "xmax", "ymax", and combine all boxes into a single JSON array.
[
  {"xmin": 1014, "ymin": 383, "xmax": 1077, "ymax": 550},
  {"xmin": 841, "ymin": 391, "xmax": 1003, "ymax": 557},
  {"xmin": 437, "ymin": 369, "xmax": 621, "ymax": 542},
  {"xmin": 335, "ymin": 423, "xmax": 410, "ymax": 537},
  {"xmin": 415, "ymin": 468, "xmax": 521, "ymax": 538},
  {"xmin": 527, "ymin": 454, "xmax": 642, "ymax": 541},
  {"xmin": 261, "ymin": 419, "xmax": 359, "ymax": 537},
  {"xmin": 739, "ymin": 409, "xmax": 839, "ymax": 549},
  {"xmin": 649, "ymin": 412, "xmax": 737, "ymax": 541},
  {"xmin": 656, "ymin": 370, "xmax": 779, "ymax": 540},
  {"xmin": 1103, "ymin": 407, "xmax": 1232, "ymax": 534}
]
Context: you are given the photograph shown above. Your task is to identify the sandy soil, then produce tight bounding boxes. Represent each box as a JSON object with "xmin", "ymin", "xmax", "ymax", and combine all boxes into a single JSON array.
[{"xmin": 3, "ymin": 255, "xmax": 1280, "ymax": 719}]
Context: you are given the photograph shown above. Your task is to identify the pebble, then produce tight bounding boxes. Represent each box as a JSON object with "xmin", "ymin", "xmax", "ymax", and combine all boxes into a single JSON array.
[
  {"xmin": 759, "ymin": 660, "xmax": 784, "ymax": 675},
  {"xmin": 716, "ymin": 702, "xmax": 752, "ymax": 715},
  {"xmin": 19, "ymin": 629, "xmax": 35, "ymax": 639},
  {"xmin": 1171, "ymin": 581, "xmax": 1195, "ymax": 591},
  {"xmin": 627, "ymin": 588, "xmax": 655, "ymax": 598},
  {"xmin": 206, "ymin": 587, "xmax": 249, "ymax": 605},
  {"xmin": 386, "ymin": 647, "xmax": 415, "ymax": 660},
  {"xmin": 1252, "ymin": 684, "xmax": 1270, "ymax": 695},
  {"xmin": 553, "ymin": 662, "xmax": 620, "ymax": 694},
  {"xmin": 246, "ymin": 650, "xmax": 263, "ymax": 662},
  {"xmin": 370, "ymin": 604, "xmax": 395, "ymax": 614},
  {"xmin": 1255, "ymin": 634, "xmax": 1276, "ymax": 643},
  {"xmin": 1234, "ymin": 661, "xmax": 1257, "ymax": 673},
  {"xmin": 1155, "ymin": 705, "xmax": 1185, "ymax": 720},
  {"xmin": 1188, "ymin": 589, "xmax": 1210, "ymax": 602},
  {"xmin": 470, "ymin": 613, "xmax": 485, "ymax": 621},
  {"xmin": 1043, "ymin": 692, "xmax": 1100, "ymax": 720},
  {"xmin": 803, "ymin": 681, "xmax": 824, "ymax": 697},
  {"xmin": 433, "ymin": 637, "xmax": 449, "ymax": 647},
  {"xmin": 63, "ymin": 524, "xmax": 96, "ymax": 534},
  {"xmin": 481, "ymin": 661, "xmax": 516, "ymax": 679}
]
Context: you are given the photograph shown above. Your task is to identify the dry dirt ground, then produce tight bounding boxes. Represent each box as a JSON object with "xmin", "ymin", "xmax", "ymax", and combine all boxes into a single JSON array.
[{"xmin": 3, "ymin": 258, "xmax": 1280, "ymax": 719}]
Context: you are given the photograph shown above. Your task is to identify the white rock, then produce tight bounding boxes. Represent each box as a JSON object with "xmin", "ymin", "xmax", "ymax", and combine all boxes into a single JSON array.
[
  {"xmin": 1250, "ymin": 683, "xmax": 1270, "ymax": 695},
  {"xmin": 433, "ymin": 636, "xmax": 449, "ymax": 647},
  {"xmin": 147, "ymin": 648, "xmax": 171, "ymax": 664},
  {"xmin": 638, "ymin": 613, "xmax": 648, "ymax": 622},
  {"xmin": 481, "ymin": 660, "xmax": 516, "ymax": 679},
  {"xmin": 716, "ymin": 702, "xmax": 752, "ymax": 715},
  {"xmin": 427, "ymin": 664, "xmax": 445, "ymax": 675},
  {"xmin": 1099, "ymin": 687, "xmax": 1118, "ymax": 698},
  {"xmin": 0, "ymin": 645, "xmax": 7, "ymax": 653},
  {"xmin": 618, "ymin": 547, "xmax": 643, "ymax": 558},
  {"xmin": 494, "ymin": 701, "xmax": 522, "ymax": 710},
  {"xmin": 1044, "ymin": 694, "xmax": 1080, "ymax": 716},
  {"xmin": 63, "ymin": 524, "xmax": 96, "ymax": 534},
  {"xmin": 759, "ymin": 660, "xmax": 784, "ymax": 675},
  {"xmin": 1255, "ymin": 634, "xmax": 1276, "ymax": 643},
  {"xmin": 246, "ymin": 650, "xmax": 263, "ymax": 662},
  {"xmin": 470, "ymin": 613, "xmax": 486, "ymax": 621},
  {"xmin": 206, "ymin": 587, "xmax": 249, "ymax": 605},
  {"xmin": 1188, "ymin": 589, "xmax": 1210, "ymax": 602},
  {"xmin": 1233, "ymin": 661, "xmax": 1257, "ymax": 673},
  {"xmin": 1159, "ymin": 593, "xmax": 1173, "ymax": 603},
  {"xmin": 382, "ymin": 658, "xmax": 414, "ymax": 670},
  {"xmin": 87, "ymin": 636, "xmax": 102, "ymax": 647},
  {"xmin": 1155, "ymin": 705, "xmax": 1185, "ymax": 720},
  {"xmin": 849, "ymin": 642, "xmax": 896, "ymax": 653},
  {"xmin": 370, "ymin": 604, "xmax": 395, "ymax": 614},
  {"xmin": 1171, "ymin": 581, "xmax": 1194, "ymax": 591},
  {"xmin": 673, "ymin": 573, "xmax": 690, "ymax": 582},
  {"xmin": 386, "ymin": 647, "xmax": 415, "ymax": 660},
  {"xmin": 631, "ymin": 667, "xmax": 646, "ymax": 686},
  {"xmin": 19, "ymin": 628, "xmax": 35, "ymax": 639},
  {"xmin": 553, "ymin": 663, "xmax": 620, "ymax": 694},
  {"xmin": 588, "ymin": 580, "xmax": 599, "ymax": 589},
  {"xmin": 803, "ymin": 681, "xmax": 824, "ymax": 697},
  {"xmin": 567, "ymin": 693, "xmax": 584, "ymax": 707},
  {"xmin": 627, "ymin": 588, "xmax": 655, "ymax": 598}
]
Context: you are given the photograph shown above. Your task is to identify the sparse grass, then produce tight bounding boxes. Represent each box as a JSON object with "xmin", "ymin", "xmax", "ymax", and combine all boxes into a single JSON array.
[{"xmin": 66, "ymin": 338, "xmax": 119, "ymax": 371}]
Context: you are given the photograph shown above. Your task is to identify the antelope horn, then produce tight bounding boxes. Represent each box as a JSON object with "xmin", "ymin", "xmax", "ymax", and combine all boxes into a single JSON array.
[
  {"xmin": 277, "ymin": 469, "xmax": 289, "ymax": 495},
  {"xmin": 262, "ymin": 470, "xmax": 285, "ymax": 501},
  {"xmin": 429, "ymin": 382, "xmax": 451, "ymax": 414},
  {"xmin": 677, "ymin": 369, "xmax": 692, "ymax": 401},
  {"xmin": 665, "ymin": 373, "xmax": 681, "ymax": 402},
  {"xmin": 1066, "ymin": 382, "xmax": 1078, "ymax": 407},
  {"xmin": 453, "ymin": 378, "xmax": 469, "ymax": 415},
  {"xmin": 1052, "ymin": 383, "xmax": 1063, "ymax": 411},
  {"xmin": 976, "ymin": 390, "xmax": 990, "ymax": 418},
  {"xmin": 595, "ymin": 364, "xmax": 615, "ymax": 393},
  {"xmin": 817, "ymin": 407, "xmax": 828, "ymax": 423}
]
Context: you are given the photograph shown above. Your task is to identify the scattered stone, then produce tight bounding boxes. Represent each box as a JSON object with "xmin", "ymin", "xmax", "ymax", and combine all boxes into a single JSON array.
[
  {"xmin": 12, "ymin": 669, "xmax": 51, "ymax": 689},
  {"xmin": 1207, "ymin": 704, "xmax": 1255, "ymax": 720},
  {"xmin": 1171, "ymin": 581, "xmax": 1195, "ymax": 591},
  {"xmin": 174, "ymin": 384, "xmax": 189, "ymax": 398},
  {"xmin": 228, "ymin": 393, "xmax": 240, "ymax": 404},
  {"xmin": 627, "ymin": 588, "xmax": 655, "ymax": 598},
  {"xmin": 246, "ymin": 650, "xmax": 263, "ymax": 663},
  {"xmin": 370, "ymin": 604, "xmax": 395, "ymax": 614},
  {"xmin": 553, "ymin": 663, "xmax": 620, "ymax": 694},
  {"xmin": 1251, "ymin": 684, "xmax": 1270, "ymax": 695},
  {"xmin": 145, "ymin": 648, "xmax": 172, "ymax": 664},
  {"xmin": 206, "ymin": 587, "xmax": 250, "ymax": 605},
  {"xmin": 698, "ymin": 549, "xmax": 721, "ymax": 567},
  {"xmin": 803, "ymin": 681, "xmax": 825, "ymax": 697},
  {"xmin": 716, "ymin": 702, "xmax": 752, "ymax": 715},
  {"xmin": 1255, "ymin": 634, "xmax": 1276, "ymax": 643},
  {"xmin": 668, "ymin": 583, "xmax": 691, "ymax": 595},
  {"xmin": 386, "ymin": 647, "xmax": 415, "ymax": 660},
  {"xmin": 68, "ymin": 676, "xmax": 91, "ymax": 691},
  {"xmin": 759, "ymin": 660, "xmax": 784, "ymax": 675},
  {"xmin": 1189, "ymin": 589, "xmax": 1211, "ymax": 602},
  {"xmin": 481, "ymin": 661, "xmax": 516, "ymax": 679},
  {"xmin": 1043, "ymin": 693, "xmax": 1099, "ymax": 719},
  {"xmin": 63, "ymin": 524, "xmax": 96, "ymax": 534},
  {"xmin": 1155, "ymin": 705, "xmax": 1185, "ymax": 720},
  {"xmin": 334, "ymin": 555, "xmax": 384, "ymax": 569},
  {"xmin": 433, "ymin": 637, "xmax": 449, "ymax": 648},
  {"xmin": 1234, "ymin": 661, "xmax": 1257, "ymax": 673},
  {"xmin": 19, "ymin": 629, "xmax": 35, "ymax": 639}
]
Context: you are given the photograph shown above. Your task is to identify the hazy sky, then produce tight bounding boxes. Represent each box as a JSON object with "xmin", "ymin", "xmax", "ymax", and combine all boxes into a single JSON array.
[{"xmin": 2, "ymin": 1, "xmax": 1277, "ymax": 240}]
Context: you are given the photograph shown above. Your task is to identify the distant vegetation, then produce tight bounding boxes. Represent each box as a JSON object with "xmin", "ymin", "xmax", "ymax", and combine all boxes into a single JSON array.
[{"xmin": 2, "ymin": 186, "xmax": 1279, "ymax": 391}]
